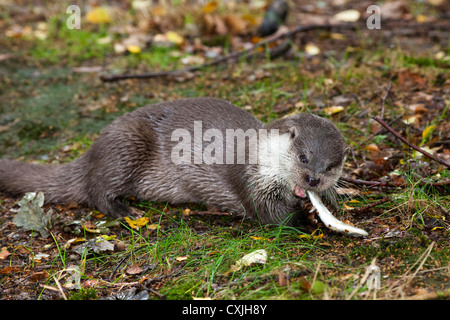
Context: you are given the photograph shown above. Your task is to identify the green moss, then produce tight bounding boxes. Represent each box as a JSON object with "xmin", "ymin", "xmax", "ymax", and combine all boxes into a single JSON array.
[
  {"xmin": 69, "ymin": 288, "xmax": 98, "ymax": 300},
  {"xmin": 163, "ymin": 280, "xmax": 200, "ymax": 300}
]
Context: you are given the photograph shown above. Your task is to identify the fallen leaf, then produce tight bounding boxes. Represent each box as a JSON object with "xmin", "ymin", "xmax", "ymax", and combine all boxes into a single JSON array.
[
  {"xmin": 398, "ymin": 70, "xmax": 426, "ymax": 89},
  {"xmin": 33, "ymin": 253, "xmax": 50, "ymax": 261},
  {"xmin": 324, "ymin": 106, "xmax": 344, "ymax": 115},
  {"xmin": 380, "ymin": 1, "xmax": 410, "ymax": 20},
  {"xmin": 86, "ymin": 7, "xmax": 111, "ymax": 24},
  {"xmin": 125, "ymin": 216, "xmax": 149, "ymax": 230},
  {"xmin": 250, "ymin": 236, "xmax": 270, "ymax": 241},
  {"xmin": 0, "ymin": 247, "xmax": 11, "ymax": 260},
  {"xmin": 413, "ymin": 146, "xmax": 441, "ymax": 159},
  {"xmin": 12, "ymin": 192, "xmax": 53, "ymax": 238},
  {"xmin": 203, "ymin": 1, "xmax": 219, "ymax": 13},
  {"xmin": 30, "ymin": 271, "xmax": 48, "ymax": 282},
  {"xmin": 366, "ymin": 143, "xmax": 380, "ymax": 152},
  {"xmin": 403, "ymin": 115, "xmax": 420, "ymax": 125},
  {"xmin": 202, "ymin": 13, "xmax": 227, "ymax": 35},
  {"xmin": 114, "ymin": 43, "xmax": 126, "ymax": 54},
  {"xmin": 72, "ymin": 237, "xmax": 114, "ymax": 255},
  {"xmin": 127, "ymin": 45, "xmax": 142, "ymax": 54},
  {"xmin": 278, "ymin": 270, "xmax": 289, "ymax": 287},
  {"xmin": 181, "ymin": 55, "xmax": 205, "ymax": 65},
  {"xmin": 96, "ymin": 36, "xmax": 111, "ymax": 45},
  {"xmin": 224, "ymin": 14, "xmax": 247, "ymax": 34},
  {"xmin": 299, "ymin": 233, "xmax": 323, "ymax": 240},
  {"xmin": 434, "ymin": 51, "xmax": 445, "ymax": 60},
  {"xmin": 5, "ymin": 25, "xmax": 32, "ymax": 38},
  {"xmin": 126, "ymin": 265, "xmax": 143, "ymax": 275},
  {"xmin": 422, "ymin": 124, "xmax": 436, "ymax": 142},
  {"xmin": 416, "ymin": 14, "xmax": 427, "ymax": 23},
  {"xmin": 409, "ymin": 103, "xmax": 428, "ymax": 114},
  {"xmin": 59, "ymin": 265, "xmax": 81, "ymax": 290},
  {"xmin": 330, "ymin": 33, "xmax": 346, "ymax": 40},
  {"xmin": 0, "ymin": 266, "xmax": 21, "ymax": 274},
  {"xmin": 333, "ymin": 9, "xmax": 360, "ymax": 22},
  {"xmin": 175, "ymin": 255, "xmax": 189, "ymax": 262},
  {"xmin": 305, "ymin": 43, "xmax": 320, "ymax": 56},
  {"xmin": 151, "ymin": 5, "xmax": 166, "ymax": 16},
  {"xmin": 147, "ymin": 223, "xmax": 159, "ymax": 230},
  {"xmin": 83, "ymin": 279, "xmax": 101, "ymax": 288},
  {"xmin": 231, "ymin": 249, "xmax": 267, "ymax": 271},
  {"xmin": 166, "ymin": 31, "xmax": 184, "ymax": 45}
]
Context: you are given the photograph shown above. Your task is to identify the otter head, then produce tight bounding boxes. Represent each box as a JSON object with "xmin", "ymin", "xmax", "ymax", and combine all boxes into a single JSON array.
[{"xmin": 264, "ymin": 114, "xmax": 348, "ymax": 198}]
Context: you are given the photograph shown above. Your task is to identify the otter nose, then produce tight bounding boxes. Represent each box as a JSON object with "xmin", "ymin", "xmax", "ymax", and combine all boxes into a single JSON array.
[{"xmin": 306, "ymin": 176, "xmax": 320, "ymax": 187}]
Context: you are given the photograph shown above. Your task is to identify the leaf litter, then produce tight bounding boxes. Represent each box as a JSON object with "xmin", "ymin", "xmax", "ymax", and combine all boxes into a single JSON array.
[{"xmin": 12, "ymin": 192, "xmax": 53, "ymax": 238}]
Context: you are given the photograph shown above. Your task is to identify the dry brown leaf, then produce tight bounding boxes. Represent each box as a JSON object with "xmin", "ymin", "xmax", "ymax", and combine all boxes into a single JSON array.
[
  {"xmin": 366, "ymin": 143, "xmax": 380, "ymax": 152},
  {"xmin": 224, "ymin": 14, "xmax": 247, "ymax": 34},
  {"xmin": 0, "ymin": 247, "xmax": 11, "ymax": 260},
  {"xmin": 126, "ymin": 265, "xmax": 143, "ymax": 275},
  {"xmin": 203, "ymin": 1, "xmax": 219, "ymax": 13},
  {"xmin": 398, "ymin": 70, "xmax": 426, "ymax": 89}
]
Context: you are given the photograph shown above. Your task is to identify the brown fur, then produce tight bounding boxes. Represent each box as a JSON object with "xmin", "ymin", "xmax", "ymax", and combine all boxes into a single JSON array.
[{"xmin": 0, "ymin": 98, "xmax": 347, "ymax": 225}]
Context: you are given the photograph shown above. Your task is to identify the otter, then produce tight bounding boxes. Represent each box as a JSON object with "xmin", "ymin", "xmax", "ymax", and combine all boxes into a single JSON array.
[{"xmin": 0, "ymin": 97, "xmax": 365, "ymax": 234}]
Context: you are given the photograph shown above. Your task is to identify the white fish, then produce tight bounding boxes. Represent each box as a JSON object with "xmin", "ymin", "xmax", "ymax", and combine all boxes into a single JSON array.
[{"xmin": 307, "ymin": 191, "xmax": 368, "ymax": 237}]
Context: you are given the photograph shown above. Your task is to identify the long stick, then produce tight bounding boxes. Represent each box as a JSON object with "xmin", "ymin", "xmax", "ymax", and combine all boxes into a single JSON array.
[
  {"xmin": 372, "ymin": 116, "xmax": 450, "ymax": 168},
  {"xmin": 100, "ymin": 24, "xmax": 355, "ymax": 82}
]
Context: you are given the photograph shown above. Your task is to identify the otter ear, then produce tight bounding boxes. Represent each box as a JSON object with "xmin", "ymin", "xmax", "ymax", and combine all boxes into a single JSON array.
[{"xmin": 288, "ymin": 126, "xmax": 299, "ymax": 139}]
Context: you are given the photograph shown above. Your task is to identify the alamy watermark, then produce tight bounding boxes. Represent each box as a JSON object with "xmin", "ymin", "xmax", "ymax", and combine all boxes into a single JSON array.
[
  {"xmin": 65, "ymin": 4, "xmax": 382, "ymax": 30},
  {"xmin": 366, "ymin": 5, "xmax": 381, "ymax": 30},
  {"xmin": 170, "ymin": 122, "xmax": 287, "ymax": 166},
  {"xmin": 66, "ymin": 5, "xmax": 81, "ymax": 30}
]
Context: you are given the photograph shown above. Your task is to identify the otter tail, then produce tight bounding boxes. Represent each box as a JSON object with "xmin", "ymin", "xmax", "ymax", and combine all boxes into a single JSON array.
[{"xmin": 0, "ymin": 159, "xmax": 88, "ymax": 205}]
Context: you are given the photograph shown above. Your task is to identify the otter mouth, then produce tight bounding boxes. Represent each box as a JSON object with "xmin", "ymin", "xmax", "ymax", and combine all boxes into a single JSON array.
[{"xmin": 294, "ymin": 185, "xmax": 306, "ymax": 198}]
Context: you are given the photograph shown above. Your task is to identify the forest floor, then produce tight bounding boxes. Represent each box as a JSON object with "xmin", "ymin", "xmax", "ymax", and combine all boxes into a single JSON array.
[{"xmin": 0, "ymin": 0, "xmax": 449, "ymax": 303}]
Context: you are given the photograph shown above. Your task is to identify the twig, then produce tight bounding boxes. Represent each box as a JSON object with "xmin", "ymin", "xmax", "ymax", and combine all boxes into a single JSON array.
[
  {"xmin": 100, "ymin": 24, "xmax": 355, "ymax": 82},
  {"xmin": 340, "ymin": 176, "xmax": 450, "ymax": 188},
  {"xmin": 348, "ymin": 197, "xmax": 390, "ymax": 214},
  {"xmin": 376, "ymin": 80, "xmax": 392, "ymax": 120},
  {"xmin": 184, "ymin": 210, "xmax": 231, "ymax": 216},
  {"xmin": 340, "ymin": 176, "xmax": 402, "ymax": 188},
  {"xmin": 346, "ymin": 257, "xmax": 377, "ymax": 300},
  {"xmin": 359, "ymin": 115, "xmax": 402, "ymax": 147},
  {"xmin": 147, "ymin": 287, "xmax": 165, "ymax": 299},
  {"xmin": 372, "ymin": 116, "xmax": 450, "ymax": 168},
  {"xmin": 52, "ymin": 275, "xmax": 68, "ymax": 300}
]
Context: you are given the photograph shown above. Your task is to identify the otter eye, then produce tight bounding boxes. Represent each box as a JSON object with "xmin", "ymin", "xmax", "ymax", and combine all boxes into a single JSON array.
[
  {"xmin": 326, "ymin": 167, "xmax": 331, "ymax": 172},
  {"xmin": 299, "ymin": 155, "xmax": 308, "ymax": 163}
]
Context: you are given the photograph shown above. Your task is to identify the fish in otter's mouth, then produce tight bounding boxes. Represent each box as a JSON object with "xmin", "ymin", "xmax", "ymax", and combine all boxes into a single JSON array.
[{"xmin": 294, "ymin": 185, "xmax": 368, "ymax": 237}]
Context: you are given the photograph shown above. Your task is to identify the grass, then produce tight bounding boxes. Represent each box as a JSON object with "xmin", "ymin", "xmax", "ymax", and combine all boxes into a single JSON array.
[{"xmin": 79, "ymin": 213, "xmax": 329, "ymax": 300}]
